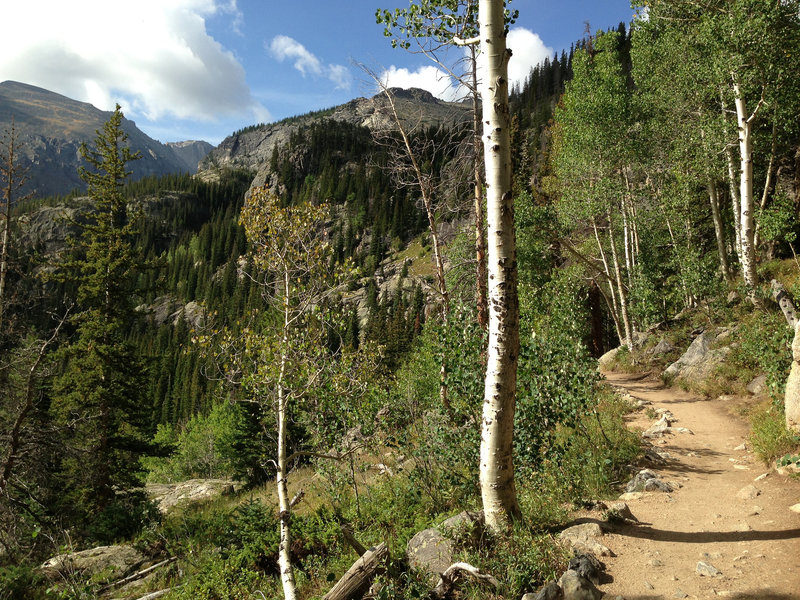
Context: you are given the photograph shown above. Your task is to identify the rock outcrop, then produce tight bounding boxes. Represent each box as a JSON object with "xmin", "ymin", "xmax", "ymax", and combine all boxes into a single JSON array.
[{"xmin": 663, "ymin": 328, "xmax": 732, "ymax": 382}]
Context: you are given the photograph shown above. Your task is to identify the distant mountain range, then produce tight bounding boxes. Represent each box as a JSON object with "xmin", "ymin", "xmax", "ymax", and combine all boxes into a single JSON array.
[
  {"xmin": 1, "ymin": 80, "xmax": 471, "ymax": 199},
  {"xmin": 0, "ymin": 81, "xmax": 213, "ymax": 197}
]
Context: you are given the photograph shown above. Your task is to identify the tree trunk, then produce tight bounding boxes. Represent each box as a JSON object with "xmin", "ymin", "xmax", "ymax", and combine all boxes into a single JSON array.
[
  {"xmin": 277, "ymin": 270, "xmax": 297, "ymax": 600},
  {"xmin": 707, "ymin": 178, "xmax": 731, "ymax": 281},
  {"xmin": 608, "ymin": 212, "xmax": 633, "ymax": 349},
  {"xmin": 721, "ymin": 94, "xmax": 742, "ymax": 259},
  {"xmin": 732, "ymin": 76, "xmax": 758, "ymax": 292},
  {"xmin": 470, "ymin": 46, "xmax": 488, "ymax": 330},
  {"xmin": 322, "ymin": 543, "xmax": 388, "ymax": 600},
  {"xmin": 478, "ymin": 0, "xmax": 521, "ymax": 532},
  {"xmin": 592, "ymin": 217, "xmax": 623, "ymax": 344}
]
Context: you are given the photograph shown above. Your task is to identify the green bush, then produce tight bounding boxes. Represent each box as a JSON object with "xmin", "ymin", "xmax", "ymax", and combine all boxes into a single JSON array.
[
  {"xmin": 729, "ymin": 311, "xmax": 792, "ymax": 401},
  {"xmin": 750, "ymin": 404, "xmax": 800, "ymax": 465}
]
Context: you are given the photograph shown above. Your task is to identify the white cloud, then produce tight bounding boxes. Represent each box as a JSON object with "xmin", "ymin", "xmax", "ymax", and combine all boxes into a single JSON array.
[
  {"xmin": 269, "ymin": 35, "xmax": 352, "ymax": 90},
  {"xmin": 506, "ymin": 28, "xmax": 554, "ymax": 87},
  {"xmin": 0, "ymin": 0, "xmax": 268, "ymax": 125},
  {"xmin": 378, "ymin": 28, "xmax": 551, "ymax": 103},
  {"xmin": 378, "ymin": 65, "xmax": 463, "ymax": 102}
]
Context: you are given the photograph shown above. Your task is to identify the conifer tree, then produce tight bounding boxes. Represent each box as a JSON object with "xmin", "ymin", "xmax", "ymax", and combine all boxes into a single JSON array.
[{"xmin": 51, "ymin": 105, "xmax": 150, "ymax": 524}]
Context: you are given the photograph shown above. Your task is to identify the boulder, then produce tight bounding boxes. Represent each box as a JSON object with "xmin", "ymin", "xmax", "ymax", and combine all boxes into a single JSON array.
[
  {"xmin": 406, "ymin": 511, "xmax": 485, "ymax": 584},
  {"xmin": 650, "ymin": 338, "xmax": 675, "ymax": 356},
  {"xmin": 41, "ymin": 545, "xmax": 146, "ymax": 580},
  {"xmin": 626, "ymin": 469, "xmax": 673, "ymax": 493},
  {"xmin": 525, "ymin": 581, "xmax": 564, "ymax": 600},
  {"xmin": 558, "ymin": 523, "xmax": 614, "ymax": 557},
  {"xmin": 558, "ymin": 569, "xmax": 602, "ymax": 600},
  {"xmin": 146, "ymin": 478, "xmax": 240, "ymax": 513},
  {"xmin": 663, "ymin": 329, "xmax": 732, "ymax": 382},
  {"xmin": 567, "ymin": 554, "xmax": 605, "ymax": 585},
  {"xmin": 598, "ymin": 347, "xmax": 620, "ymax": 371},
  {"xmin": 746, "ymin": 374, "xmax": 768, "ymax": 396}
]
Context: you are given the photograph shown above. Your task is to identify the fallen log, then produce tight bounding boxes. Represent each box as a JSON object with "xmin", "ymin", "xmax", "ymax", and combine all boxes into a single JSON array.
[
  {"xmin": 323, "ymin": 542, "xmax": 388, "ymax": 600},
  {"xmin": 99, "ymin": 556, "xmax": 177, "ymax": 592}
]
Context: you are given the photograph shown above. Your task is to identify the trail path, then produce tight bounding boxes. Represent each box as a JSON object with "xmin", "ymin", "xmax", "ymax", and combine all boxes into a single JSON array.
[{"xmin": 598, "ymin": 371, "xmax": 800, "ymax": 600}]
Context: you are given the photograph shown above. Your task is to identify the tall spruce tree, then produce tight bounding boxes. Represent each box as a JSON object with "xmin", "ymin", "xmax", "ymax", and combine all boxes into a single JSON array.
[{"xmin": 51, "ymin": 106, "xmax": 150, "ymax": 527}]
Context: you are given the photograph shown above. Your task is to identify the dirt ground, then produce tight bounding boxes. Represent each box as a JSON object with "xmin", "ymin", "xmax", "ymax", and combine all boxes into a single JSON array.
[{"xmin": 597, "ymin": 371, "xmax": 800, "ymax": 600}]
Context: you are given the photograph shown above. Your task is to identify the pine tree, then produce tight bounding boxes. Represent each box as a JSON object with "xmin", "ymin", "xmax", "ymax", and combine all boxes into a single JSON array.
[{"xmin": 50, "ymin": 106, "xmax": 150, "ymax": 527}]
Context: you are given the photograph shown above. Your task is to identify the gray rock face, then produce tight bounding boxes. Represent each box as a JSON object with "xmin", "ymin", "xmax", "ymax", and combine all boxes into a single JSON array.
[
  {"xmin": 198, "ymin": 88, "xmax": 472, "ymax": 187},
  {"xmin": 663, "ymin": 329, "xmax": 732, "ymax": 382},
  {"xmin": 558, "ymin": 523, "xmax": 614, "ymax": 557},
  {"xmin": 41, "ymin": 545, "xmax": 146, "ymax": 580},
  {"xmin": 746, "ymin": 374, "xmax": 768, "ymax": 395},
  {"xmin": 146, "ymin": 478, "xmax": 240, "ymax": 513},
  {"xmin": 558, "ymin": 569, "xmax": 602, "ymax": 600},
  {"xmin": 651, "ymin": 338, "xmax": 675, "ymax": 356},
  {"xmin": 626, "ymin": 469, "xmax": 674, "ymax": 493},
  {"xmin": 0, "ymin": 81, "xmax": 208, "ymax": 197},
  {"xmin": 406, "ymin": 511, "xmax": 485, "ymax": 584},
  {"xmin": 526, "ymin": 581, "xmax": 564, "ymax": 600},
  {"xmin": 598, "ymin": 347, "xmax": 620, "ymax": 371},
  {"xmin": 696, "ymin": 561, "xmax": 721, "ymax": 576}
]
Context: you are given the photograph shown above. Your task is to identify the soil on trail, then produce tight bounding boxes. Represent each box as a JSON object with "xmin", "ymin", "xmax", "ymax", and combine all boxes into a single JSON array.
[{"xmin": 598, "ymin": 371, "xmax": 800, "ymax": 600}]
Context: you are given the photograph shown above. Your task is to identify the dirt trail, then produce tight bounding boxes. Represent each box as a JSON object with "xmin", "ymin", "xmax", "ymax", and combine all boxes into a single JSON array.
[{"xmin": 598, "ymin": 371, "xmax": 800, "ymax": 600}]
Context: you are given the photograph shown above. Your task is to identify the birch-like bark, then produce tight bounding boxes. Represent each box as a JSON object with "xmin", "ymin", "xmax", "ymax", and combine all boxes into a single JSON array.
[
  {"xmin": 707, "ymin": 178, "xmax": 731, "ymax": 281},
  {"xmin": 732, "ymin": 76, "xmax": 759, "ymax": 292},
  {"xmin": 721, "ymin": 94, "xmax": 743, "ymax": 258},
  {"xmin": 592, "ymin": 217, "xmax": 623, "ymax": 343},
  {"xmin": 470, "ymin": 45, "xmax": 488, "ymax": 330},
  {"xmin": 478, "ymin": 0, "xmax": 521, "ymax": 531},
  {"xmin": 277, "ymin": 269, "xmax": 297, "ymax": 600},
  {"xmin": 607, "ymin": 211, "xmax": 633, "ymax": 349}
]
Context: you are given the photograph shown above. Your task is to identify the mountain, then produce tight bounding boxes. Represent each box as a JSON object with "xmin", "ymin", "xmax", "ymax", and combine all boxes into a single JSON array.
[
  {"xmin": 166, "ymin": 140, "xmax": 215, "ymax": 173},
  {"xmin": 198, "ymin": 87, "xmax": 472, "ymax": 185},
  {"xmin": 0, "ymin": 81, "xmax": 213, "ymax": 197}
]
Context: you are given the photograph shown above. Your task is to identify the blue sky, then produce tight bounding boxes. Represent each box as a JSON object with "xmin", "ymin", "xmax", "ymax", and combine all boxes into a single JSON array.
[{"xmin": 1, "ymin": 1, "xmax": 634, "ymax": 146}]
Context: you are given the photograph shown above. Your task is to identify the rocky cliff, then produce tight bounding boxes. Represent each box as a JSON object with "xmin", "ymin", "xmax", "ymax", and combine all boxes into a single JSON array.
[{"xmin": 0, "ymin": 81, "xmax": 213, "ymax": 197}]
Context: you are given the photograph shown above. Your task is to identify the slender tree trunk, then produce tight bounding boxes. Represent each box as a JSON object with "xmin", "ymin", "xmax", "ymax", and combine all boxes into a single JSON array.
[
  {"xmin": 277, "ymin": 270, "xmax": 297, "ymax": 600},
  {"xmin": 754, "ymin": 116, "xmax": 778, "ymax": 249},
  {"xmin": 478, "ymin": 0, "xmax": 521, "ymax": 532},
  {"xmin": 470, "ymin": 46, "xmax": 488, "ymax": 330},
  {"xmin": 607, "ymin": 211, "xmax": 633, "ymax": 349},
  {"xmin": 722, "ymin": 94, "xmax": 743, "ymax": 258},
  {"xmin": 592, "ymin": 217, "xmax": 623, "ymax": 344},
  {"xmin": 732, "ymin": 76, "xmax": 758, "ymax": 292},
  {"xmin": 707, "ymin": 178, "xmax": 731, "ymax": 281}
]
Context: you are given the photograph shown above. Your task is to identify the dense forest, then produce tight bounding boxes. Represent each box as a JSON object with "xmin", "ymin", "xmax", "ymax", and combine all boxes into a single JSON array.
[{"xmin": 1, "ymin": 1, "xmax": 800, "ymax": 598}]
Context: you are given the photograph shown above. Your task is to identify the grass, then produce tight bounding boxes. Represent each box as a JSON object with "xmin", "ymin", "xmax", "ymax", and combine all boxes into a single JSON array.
[{"xmin": 749, "ymin": 401, "xmax": 800, "ymax": 465}]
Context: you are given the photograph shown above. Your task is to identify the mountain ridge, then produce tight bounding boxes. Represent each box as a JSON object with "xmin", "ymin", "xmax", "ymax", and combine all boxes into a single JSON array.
[{"xmin": 0, "ymin": 80, "xmax": 213, "ymax": 197}]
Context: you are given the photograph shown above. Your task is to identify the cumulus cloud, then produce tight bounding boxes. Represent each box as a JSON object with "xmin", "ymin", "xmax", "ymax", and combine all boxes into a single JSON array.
[
  {"xmin": 269, "ymin": 35, "xmax": 352, "ymax": 90},
  {"xmin": 378, "ymin": 65, "xmax": 462, "ymax": 102},
  {"xmin": 378, "ymin": 27, "xmax": 552, "ymax": 103},
  {"xmin": 506, "ymin": 28, "xmax": 554, "ymax": 87},
  {"xmin": 0, "ymin": 0, "xmax": 269, "ymax": 124}
]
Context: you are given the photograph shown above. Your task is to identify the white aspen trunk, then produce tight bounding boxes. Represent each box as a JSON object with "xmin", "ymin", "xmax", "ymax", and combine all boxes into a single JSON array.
[
  {"xmin": 732, "ymin": 77, "xmax": 758, "ymax": 292},
  {"xmin": 592, "ymin": 217, "xmax": 623, "ymax": 344},
  {"xmin": 478, "ymin": 0, "xmax": 521, "ymax": 532},
  {"xmin": 277, "ymin": 270, "xmax": 297, "ymax": 600},
  {"xmin": 471, "ymin": 47, "xmax": 488, "ymax": 330},
  {"xmin": 621, "ymin": 194, "xmax": 633, "ymax": 289},
  {"xmin": 707, "ymin": 178, "xmax": 731, "ymax": 281},
  {"xmin": 607, "ymin": 212, "xmax": 633, "ymax": 349},
  {"xmin": 721, "ymin": 94, "xmax": 743, "ymax": 258}
]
